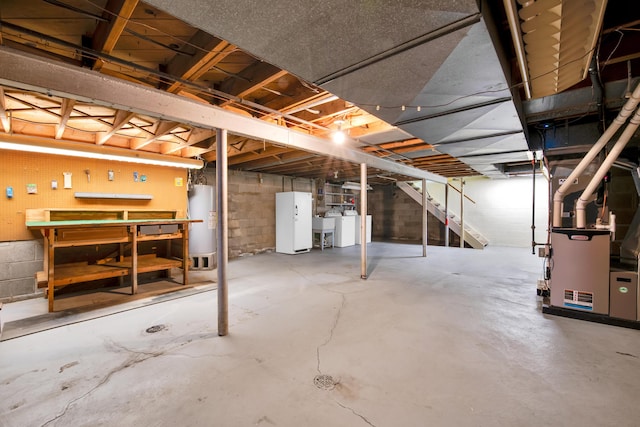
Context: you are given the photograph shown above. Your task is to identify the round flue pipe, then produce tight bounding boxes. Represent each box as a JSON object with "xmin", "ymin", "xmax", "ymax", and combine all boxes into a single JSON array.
[
  {"xmin": 575, "ymin": 107, "xmax": 640, "ymax": 228},
  {"xmin": 552, "ymin": 81, "xmax": 640, "ymax": 227}
]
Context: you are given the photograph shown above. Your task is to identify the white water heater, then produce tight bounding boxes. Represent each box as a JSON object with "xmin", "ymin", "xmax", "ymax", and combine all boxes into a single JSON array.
[{"xmin": 188, "ymin": 184, "xmax": 216, "ymax": 269}]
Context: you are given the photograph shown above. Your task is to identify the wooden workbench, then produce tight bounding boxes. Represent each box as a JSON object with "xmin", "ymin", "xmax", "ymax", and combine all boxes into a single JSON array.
[{"xmin": 27, "ymin": 213, "xmax": 201, "ymax": 312}]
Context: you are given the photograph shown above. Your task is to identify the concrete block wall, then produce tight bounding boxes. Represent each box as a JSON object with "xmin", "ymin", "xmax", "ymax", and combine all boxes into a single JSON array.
[
  {"xmin": 201, "ymin": 169, "xmax": 315, "ymax": 258},
  {"xmin": 0, "ymin": 240, "xmax": 42, "ymax": 301},
  {"xmin": 368, "ymin": 185, "xmax": 449, "ymax": 245}
]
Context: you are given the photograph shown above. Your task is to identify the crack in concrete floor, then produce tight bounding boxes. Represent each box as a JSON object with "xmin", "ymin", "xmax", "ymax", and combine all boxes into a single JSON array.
[
  {"xmin": 316, "ymin": 292, "xmax": 346, "ymax": 374},
  {"xmin": 38, "ymin": 331, "xmax": 222, "ymax": 426},
  {"xmin": 313, "ymin": 290, "xmax": 379, "ymax": 426},
  {"xmin": 335, "ymin": 399, "xmax": 377, "ymax": 427}
]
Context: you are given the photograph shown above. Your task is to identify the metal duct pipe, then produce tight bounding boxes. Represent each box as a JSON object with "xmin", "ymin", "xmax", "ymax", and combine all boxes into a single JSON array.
[
  {"xmin": 552, "ymin": 80, "xmax": 640, "ymax": 227},
  {"xmin": 576, "ymin": 107, "xmax": 640, "ymax": 228}
]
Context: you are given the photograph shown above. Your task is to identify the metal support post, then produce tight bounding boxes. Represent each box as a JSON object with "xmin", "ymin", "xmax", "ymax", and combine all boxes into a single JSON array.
[
  {"xmin": 460, "ymin": 178, "xmax": 465, "ymax": 248},
  {"xmin": 444, "ymin": 182, "xmax": 449, "ymax": 247},
  {"xmin": 216, "ymin": 128, "xmax": 229, "ymax": 336},
  {"xmin": 360, "ymin": 163, "xmax": 368, "ymax": 279},
  {"xmin": 422, "ymin": 178, "xmax": 427, "ymax": 257}
]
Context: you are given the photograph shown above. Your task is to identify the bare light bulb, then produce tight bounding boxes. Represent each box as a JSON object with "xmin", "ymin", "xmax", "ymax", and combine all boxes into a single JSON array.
[{"xmin": 332, "ymin": 130, "xmax": 346, "ymax": 144}]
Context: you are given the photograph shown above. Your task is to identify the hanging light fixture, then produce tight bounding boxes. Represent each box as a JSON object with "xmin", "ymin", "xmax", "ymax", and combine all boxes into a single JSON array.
[{"xmin": 331, "ymin": 120, "xmax": 346, "ymax": 144}]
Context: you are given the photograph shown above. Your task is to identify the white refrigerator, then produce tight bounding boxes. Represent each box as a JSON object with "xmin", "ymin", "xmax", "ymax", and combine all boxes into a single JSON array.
[{"xmin": 276, "ymin": 192, "xmax": 312, "ymax": 254}]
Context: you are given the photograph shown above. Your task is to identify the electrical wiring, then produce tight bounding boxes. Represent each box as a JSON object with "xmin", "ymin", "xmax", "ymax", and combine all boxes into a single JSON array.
[{"xmin": 79, "ymin": 0, "xmax": 240, "ymax": 56}]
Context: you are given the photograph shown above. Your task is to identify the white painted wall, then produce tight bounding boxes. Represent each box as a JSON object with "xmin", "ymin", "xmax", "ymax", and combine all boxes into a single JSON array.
[{"xmin": 424, "ymin": 175, "xmax": 550, "ymax": 248}]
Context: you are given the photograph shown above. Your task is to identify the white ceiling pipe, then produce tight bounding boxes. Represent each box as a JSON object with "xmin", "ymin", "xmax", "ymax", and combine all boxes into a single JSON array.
[
  {"xmin": 504, "ymin": 0, "xmax": 532, "ymax": 99},
  {"xmin": 575, "ymin": 107, "xmax": 640, "ymax": 228},
  {"xmin": 552, "ymin": 80, "xmax": 640, "ymax": 227}
]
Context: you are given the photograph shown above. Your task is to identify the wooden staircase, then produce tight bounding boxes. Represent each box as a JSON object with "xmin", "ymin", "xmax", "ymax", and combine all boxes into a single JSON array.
[{"xmin": 396, "ymin": 181, "xmax": 489, "ymax": 249}]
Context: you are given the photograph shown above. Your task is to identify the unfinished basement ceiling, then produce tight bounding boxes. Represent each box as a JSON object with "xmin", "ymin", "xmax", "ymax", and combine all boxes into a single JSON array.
[{"xmin": 1, "ymin": 1, "xmax": 639, "ymax": 182}]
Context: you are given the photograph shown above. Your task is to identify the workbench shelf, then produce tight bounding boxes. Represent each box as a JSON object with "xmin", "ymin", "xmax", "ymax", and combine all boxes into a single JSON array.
[
  {"xmin": 52, "ymin": 262, "xmax": 129, "ymax": 287},
  {"xmin": 26, "ymin": 209, "xmax": 200, "ymax": 312}
]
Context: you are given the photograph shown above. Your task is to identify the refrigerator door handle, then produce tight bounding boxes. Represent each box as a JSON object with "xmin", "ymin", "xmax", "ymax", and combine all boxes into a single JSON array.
[{"xmin": 295, "ymin": 205, "xmax": 298, "ymax": 217}]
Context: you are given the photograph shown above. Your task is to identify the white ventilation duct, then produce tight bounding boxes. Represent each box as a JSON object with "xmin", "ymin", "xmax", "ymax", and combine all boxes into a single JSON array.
[
  {"xmin": 552, "ymin": 80, "xmax": 640, "ymax": 227},
  {"xmin": 517, "ymin": 0, "xmax": 607, "ymax": 99}
]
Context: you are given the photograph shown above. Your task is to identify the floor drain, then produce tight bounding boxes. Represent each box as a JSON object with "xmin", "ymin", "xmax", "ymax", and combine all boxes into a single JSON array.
[
  {"xmin": 145, "ymin": 324, "xmax": 166, "ymax": 334},
  {"xmin": 314, "ymin": 374, "xmax": 336, "ymax": 390}
]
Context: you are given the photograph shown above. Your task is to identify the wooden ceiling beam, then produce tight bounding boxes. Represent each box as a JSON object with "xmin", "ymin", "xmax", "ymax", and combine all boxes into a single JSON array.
[
  {"xmin": 55, "ymin": 98, "xmax": 76, "ymax": 139},
  {"xmin": 165, "ymin": 32, "xmax": 235, "ymax": 93},
  {"xmin": 361, "ymin": 138, "xmax": 425, "ymax": 152},
  {"xmin": 228, "ymin": 146, "xmax": 294, "ymax": 165},
  {"xmin": 220, "ymin": 66, "xmax": 288, "ymax": 106},
  {"xmin": 240, "ymin": 151, "xmax": 316, "ymax": 170},
  {"xmin": 131, "ymin": 120, "xmax": 181, "ymax": 149},
  {"xmin": 279, "ymin": 92, "xmax": 337, "ymax": 115},
  {"xmin": 161, "ymin": 128, "xmax": 216, "ymax": 154},
  {"xmin": 97, "ymin": 110, "xmax": 136, "ymax": 145},
  {"xmin": 0, "ymin": 87, "xmax": 11, "ymax": 133},
  {"xmin": 92, "ymin": 0, "xmax": 140, "ymax": 70}
]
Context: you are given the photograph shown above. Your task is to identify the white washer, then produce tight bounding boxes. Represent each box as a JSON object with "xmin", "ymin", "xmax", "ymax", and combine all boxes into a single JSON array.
[{"xmin": 328, "ymin": 213, "xmax": 355, "ymax": 247}]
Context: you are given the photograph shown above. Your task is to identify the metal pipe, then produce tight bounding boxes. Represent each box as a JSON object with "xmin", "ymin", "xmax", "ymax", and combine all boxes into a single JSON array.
[
  {"xmin": 460, "ymin": 179, "xmax": 465, "ymax": 249},
  {"xmin": 360, "ymin": 163, "xmax": 368, "ymax": 279},
  {"xmin": 553, "ymin": 80, "xmax": 640, "ymax": 227},
  {"xmin": 503, "ymin": 0, "xmax": 531, "ymax": 99},
  {"xmin": 589, "ymin": 54, "xmax": 605, "ymax": 132},
  {"xmin": 444, "ymin": 182, "xmax": 449, "ymax": 247},
  {"xmin": 531, "ymin": 154, "xmax": 536, "ymax": 254},
  {"xmin": 422, "ymin": 178, "xmax": 427, "ymax": 257},
  {"xmin": 216, "ymin": 128, "xmax": 229, "ymax": 336},
  {"xmin": 576, "ymin": 107, "xmax": 640, "ymax": 228}
]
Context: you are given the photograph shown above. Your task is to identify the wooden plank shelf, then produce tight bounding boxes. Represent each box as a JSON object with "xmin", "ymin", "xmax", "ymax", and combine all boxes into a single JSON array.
[
  {"xmin": 105, "ymin": 255, "xmax": 182, "ymax": 274},
  {"xmin": 53, "ymin": 263, "xmax": 129, "ymax": 287},
  {"xmin": 74, "ymin": 192, "xmax": 153, "ymax": 200},
  {"xmin": 53, "ymin": 237, "xmax": 131, "ymax": 248},
  {"xmin": 137, "ymin": 232, "xmax": 183, "ymax": 242}
]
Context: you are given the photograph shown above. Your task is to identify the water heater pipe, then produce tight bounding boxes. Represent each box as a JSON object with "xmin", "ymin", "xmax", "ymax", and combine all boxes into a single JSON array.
[
  {"xmin": 552, "ymin": 81, "xmax": 640, "ymax": 227},
  {"xmin": 576, "ymin": 107, "xmax": 640, "ymax": 228}
]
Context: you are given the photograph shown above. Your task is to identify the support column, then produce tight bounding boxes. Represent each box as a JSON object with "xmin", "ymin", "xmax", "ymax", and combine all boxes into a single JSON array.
[
  {"xmin": 422, "ymin": 179, "xmax": 427, "ymax": 257},
  {"xmin": 460, "ymin": 178, "xmax": 465, "ymax": 249},
  {"xmin": 360, "ymin": 163, "xmax": 367, "ymax": 279},
  {"xmin": 444, "ymin": 182, "xmax": 449, "ymax": 247},
  {"xmin": 216, "ymin": 128, "xmax": 229, "ymax": 336}
]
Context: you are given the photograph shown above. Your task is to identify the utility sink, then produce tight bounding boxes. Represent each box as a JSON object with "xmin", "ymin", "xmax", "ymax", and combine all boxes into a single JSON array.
[{"xmin": 312, "ymin": 217, "xmax": 335, "ymax": 231}]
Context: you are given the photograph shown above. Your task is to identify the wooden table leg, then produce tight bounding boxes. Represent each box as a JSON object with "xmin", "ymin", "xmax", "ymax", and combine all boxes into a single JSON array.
[
  {"xmin": 182, "ymin": 224, "xmax": 189, "ymax": 286},
  {"xmin": 130, "ymin": 226, "xmax": 138, "ymax": 295},
  {"xmin": 47, "ymin": 229, "xmax": 55, "ymax": 312}
]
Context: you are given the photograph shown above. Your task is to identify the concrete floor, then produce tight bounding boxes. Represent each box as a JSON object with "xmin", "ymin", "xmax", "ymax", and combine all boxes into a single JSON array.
[{"xmin": 1, "ymin": 242, "xmax": 639, "ymax": 427}]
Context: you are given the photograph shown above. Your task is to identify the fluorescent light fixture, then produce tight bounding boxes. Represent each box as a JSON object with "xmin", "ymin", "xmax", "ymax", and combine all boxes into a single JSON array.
[
  {"xmin": 342, "ymin": 181, "xmax": 372, "ymax": 191},
  {"xmin": 0, "ymin": 134, "xmax": 204, "ymax": 169}
]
